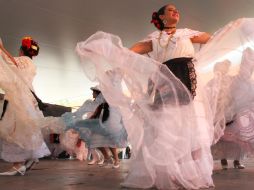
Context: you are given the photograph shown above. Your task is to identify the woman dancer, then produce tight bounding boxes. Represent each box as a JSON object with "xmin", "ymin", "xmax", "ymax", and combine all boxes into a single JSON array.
[
  {"xmin": 0, "ymin": 42, "xmax": 50, "ymax": 175},
  {"xmin": 60, "ymin": 86, "xmax": 105, "ymax": 162},
  {"xmin": 63, "ymin": 86, "xmax": 128, "ymax": 168},
  {"xmin": 75, "ymin": 1, "xmax": 254, "ymax": 188},
  {"xmin": 2, "ymin": 37, "xmax": 71, "ymax": 166},
  {"xmin": 75, "ymin": 3, "xmax": 214, "ymax": 189}
]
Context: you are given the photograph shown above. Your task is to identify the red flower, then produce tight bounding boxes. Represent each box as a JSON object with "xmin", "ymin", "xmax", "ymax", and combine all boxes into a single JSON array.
[
  {"xmin": 22, "ymin": 37, "xmax": 32, "ymax": 49},
  {"xmin": 151, "ymin": 19, "xmax": 159, "ymax": 24}
]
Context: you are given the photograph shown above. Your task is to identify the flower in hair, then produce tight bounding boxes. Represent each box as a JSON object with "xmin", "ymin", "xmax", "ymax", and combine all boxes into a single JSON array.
[
  {"xmin": 150, "ymin": 19, "xmax": 159, "ymax": 24},
  {"xmin": 22, "ymin": 36, "xmax": 32, "ymax": 49},
  {"xmin": 156, "ymin": 23, "xmax": 161, "ymax": 29}
]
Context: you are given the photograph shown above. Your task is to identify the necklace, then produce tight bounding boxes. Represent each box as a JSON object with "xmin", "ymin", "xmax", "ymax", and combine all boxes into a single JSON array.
[
  {"xmin": 157, "ymin": 30, "xmax": 176, "ymax": 62},
  {"xmin": 158, "ymin": 31, "xmax": 174, "ymax": 49},
  {"xmin": 164, "ymin": 26, "xmax": 176, "ymax": 29}
]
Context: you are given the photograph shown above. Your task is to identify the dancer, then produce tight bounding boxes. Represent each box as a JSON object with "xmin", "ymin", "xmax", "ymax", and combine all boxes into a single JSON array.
[
  {"xmin": 75, "ymin": 3, "xmax": 214, "ymax": 189},
  {"xmin": 210, "ymin": 48, "xmax": 254, "ymax": 169},
  {"xmin": 60, "ymin": 86, "xmax": 105, "ymax": 162},
  {"xmin": 63, "ymin": 86, "xmax": 128, "ymax": 168},
  {"xmin": 206, "ymin": 60, "xmax": 244, "ymax": 169},
  {"xmin": 2, "ymin": 37, "xmax": 70, "ymax": 161},
  {"xmin": 9, "ymin": 37, "xmax": 72, "ymax": 159},
  {"xmin": 0, "ymin": 42, "xmax": 50, "ymax": 175}
]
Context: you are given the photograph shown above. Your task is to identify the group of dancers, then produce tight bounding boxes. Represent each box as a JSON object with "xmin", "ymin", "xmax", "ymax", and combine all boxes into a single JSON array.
[
  {"xmin": 0, "ymin": 36, "xmax": 128, "ymax": 172},
  {"xmin": 1, "ymin": 3, "xmax": 254, "ymax": 190}
]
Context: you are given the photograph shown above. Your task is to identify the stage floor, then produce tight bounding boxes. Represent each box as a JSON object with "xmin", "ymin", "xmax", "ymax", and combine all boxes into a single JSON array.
[{"xmin": 0, "ymin": 158, "xmax": 254, "ymax": 190}]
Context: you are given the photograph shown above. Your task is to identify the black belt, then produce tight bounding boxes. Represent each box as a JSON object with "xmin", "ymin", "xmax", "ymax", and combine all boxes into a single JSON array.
[{"xmin": 162, "ymin": 57, "xmax": 196, "ymax": 97}]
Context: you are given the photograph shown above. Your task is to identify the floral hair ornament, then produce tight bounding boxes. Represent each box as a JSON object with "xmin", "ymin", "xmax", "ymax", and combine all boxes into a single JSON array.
[
  {"xmin": 22, "ymin": 36, "xmax": 32, "ymax": 49},
  {"xmin": 151, "ymin": 11, "xmax": 162, "ymax": 30},
  {"xmin": 150, "ymin": 12, "xmax": 158, "ymax": 24},
  {"xmin": 152, "ymin": 12, "xmax": 157, "ymax": 17}
]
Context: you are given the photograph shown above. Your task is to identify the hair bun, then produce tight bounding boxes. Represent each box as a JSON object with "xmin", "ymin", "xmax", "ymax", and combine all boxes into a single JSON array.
[
  {"xmin": 21, "ymin": 36, "xmax": 40, "ymax": 57},
  {"xmin": 152, "ymin": 12, "xmax": 158, "ymax": 17},
  {"xmin": 150, "ymin": 11, "xmax": 163, "ymax": 30}
]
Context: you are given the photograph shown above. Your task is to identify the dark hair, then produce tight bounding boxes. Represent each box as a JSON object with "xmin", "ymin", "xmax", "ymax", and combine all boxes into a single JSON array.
[
  {"xmin": 20, "ymin": 37, "xmax": 40, "ymax": 59},
  {"xmin": 150, "ymin": 5, "xmax": 167, "ymax": 30},
  {"xmin": 92, "ymin": 89, "xmax": 101, "ymax": 96},
  {"xmin": 101, "ymin": 102, "xmax": 110, "ymax": 122},
  {"xmin": 151, "ymin": 4, "xmax": 174, "ymax": 30},
  {"xmin": 94, "ymin": 102, "xmax": 110, "ymax": 122}
]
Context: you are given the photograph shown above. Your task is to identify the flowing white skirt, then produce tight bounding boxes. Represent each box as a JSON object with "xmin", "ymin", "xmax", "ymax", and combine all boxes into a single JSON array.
[
  {"xmin": 0, "ymin": 55, "xmax": 45, "ymax": 150},
  {"xmin": 196, "ymin": 18, "xmax": 254, "ymax": 143},
  {"xmin": 75, "ymin": 33, "xmax": 214, "ymax": 189}
]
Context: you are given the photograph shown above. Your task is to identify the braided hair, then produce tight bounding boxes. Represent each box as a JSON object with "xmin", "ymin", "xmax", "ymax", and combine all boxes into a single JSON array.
[
  {"xmin": 101, "ymin": 102, "xmax": 110, "ymax": 122},
  {"xmin": 20, "ymin": 37, "xmax": 40, "ymax": 59},
  {"xmin": 150, "ymin": 5, "xmax": 167, "ymax": 30},
  {"xmin": 92, "ymin": 102, "xmax": 110, "ymax": 122}
]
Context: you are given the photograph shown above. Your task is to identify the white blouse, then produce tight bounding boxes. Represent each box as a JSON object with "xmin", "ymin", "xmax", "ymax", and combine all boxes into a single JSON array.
[
  {"xmin": 0, "ymin": 52, "xmax": 36, "ymax": 90},
  {"xmin": 143, "ymin": 28, "xmax": 204, "ymax": 63},
  {"xmin": 14, "ymin": 56, "xmax": 37, "ymax": 90}
]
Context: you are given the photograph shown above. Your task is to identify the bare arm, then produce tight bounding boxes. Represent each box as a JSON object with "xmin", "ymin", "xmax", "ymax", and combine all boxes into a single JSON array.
[
  {"xmin": 130, "ymin": 41, "xmax": 153, "ymax": 54},
  {"xmin": 191, "ymin": 32, "xmax": 211, "ymax": 44}
]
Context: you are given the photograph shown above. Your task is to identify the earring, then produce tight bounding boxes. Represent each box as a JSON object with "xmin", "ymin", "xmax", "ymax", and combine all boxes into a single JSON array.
[{"xmin": 163, "ymin": 20, "xmax": 167, "ymax": 25}]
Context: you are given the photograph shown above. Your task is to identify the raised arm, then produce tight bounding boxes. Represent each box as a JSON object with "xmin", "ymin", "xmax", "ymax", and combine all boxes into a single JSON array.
[
  {"xmin": 130, "ymin": 41, "xmax": 153, "ymax": 54},
  {"xmin": 191, "ymin": 32, "xmax": 211, "ymax": 44}
]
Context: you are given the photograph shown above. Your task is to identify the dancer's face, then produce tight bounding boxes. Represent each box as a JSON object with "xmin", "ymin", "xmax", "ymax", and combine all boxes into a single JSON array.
[{"xmin": 160, "ymin": 4, "xmax": 180, "ymax": 25}]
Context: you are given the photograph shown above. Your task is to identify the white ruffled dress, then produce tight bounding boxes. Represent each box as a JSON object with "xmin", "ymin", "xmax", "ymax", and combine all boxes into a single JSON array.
[
  {"xmin": 0, "ymin": 54, "xmax": 50, "ymax": 162},
  {"xmin": 75, "ymin": 27, "xmax": 214, "ymax": 189}
]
